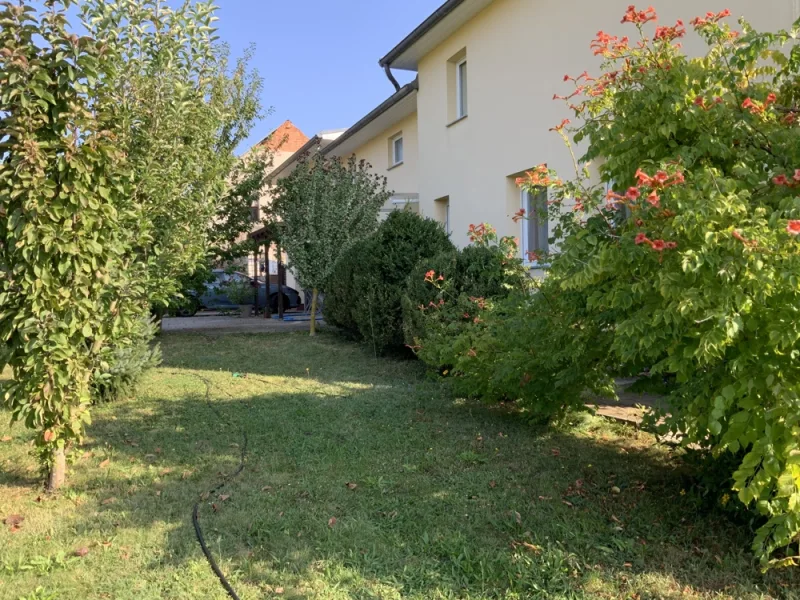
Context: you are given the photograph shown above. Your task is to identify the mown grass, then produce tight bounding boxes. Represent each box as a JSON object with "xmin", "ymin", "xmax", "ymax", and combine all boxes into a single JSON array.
[{"xmin": 0, "ymin": 331, "xmax": 798, "ymax": 599}]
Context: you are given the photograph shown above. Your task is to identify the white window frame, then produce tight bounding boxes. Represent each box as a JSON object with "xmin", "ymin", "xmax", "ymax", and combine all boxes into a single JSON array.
[
  {"xmin": 456, "ymin": 58, "xmax": 468, "ymax": 119},
  {"xmin": 390, "ymin": 133, "xmax": 404, "ymax": 166},
  {"xmin": 521, "ymin": 188, "xmax": 549, "ymax": 267}
]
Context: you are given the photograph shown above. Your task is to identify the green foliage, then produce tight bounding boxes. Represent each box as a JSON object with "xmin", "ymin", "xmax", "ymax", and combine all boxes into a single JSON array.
[
  {"xmin": 80, "ymin": 0, "xmax": 264, "ymax": 310},
  {"xmin": 498, "ymin": 7, "xmax": 800, "ymax": 566},
  {"xmin": 0, "ymin": 0, "xmax": 262, "ymax": 486},
  {"xmin": 271, "ymin": 154, "xmax": 392, "ymax": 292},
  {"xmin": 402, "ymin": 224, "xmax": 528, "ymax": 349},
  {"xmin": 91, "ymin": 317, "xmax": 162, "ymax": 404},
  {"xmin": 224, "ymin": 279, "xmax": 255, "ymax": 306},
  {"xmin": 324, "ymin": 211, "xmax": 454, "ymax": 354},
  {"xmin": 0, "ymin": 0, "xmax": 132, "ymax": 475},
  {"xmin": 209, "ymin": 148, "xmax": 272, "ymax": 264}
]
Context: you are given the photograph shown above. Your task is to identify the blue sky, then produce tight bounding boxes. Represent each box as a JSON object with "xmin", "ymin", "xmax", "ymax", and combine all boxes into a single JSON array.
[{"xmin": 214, "ymin": 0, "xmax": 443, "ymax": 151}]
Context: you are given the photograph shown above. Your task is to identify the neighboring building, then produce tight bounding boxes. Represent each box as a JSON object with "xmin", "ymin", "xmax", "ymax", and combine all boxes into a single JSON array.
[
  {"xmin": 272, "ymin": 0, "xmax": 795, "ymax": 271},
  {"xmin": 324, "ymin": 81, "xmax": 420, "ymax": 220}
]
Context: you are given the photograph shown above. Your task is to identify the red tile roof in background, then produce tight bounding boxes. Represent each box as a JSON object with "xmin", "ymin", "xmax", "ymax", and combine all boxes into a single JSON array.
[{"xmin": 259, "ymin": 120, "xmax": 309, "ymax": 153}]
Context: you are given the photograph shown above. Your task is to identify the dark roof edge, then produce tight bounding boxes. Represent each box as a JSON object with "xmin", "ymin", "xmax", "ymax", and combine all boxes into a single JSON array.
[
  {"xmin": 323, "ymin": 80, "xmax": 418, "ymax": 156},
  {"xmin": 378, "ymin": 0, "xmax": 467, "ymax": 67},
  {"xmin": 266, "ymin": 135, "xmax": 322, "ymax": 182}
]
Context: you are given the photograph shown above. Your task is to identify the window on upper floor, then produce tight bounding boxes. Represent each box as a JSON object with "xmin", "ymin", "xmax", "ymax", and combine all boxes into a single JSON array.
[
  {"xmin": 447, "ymin": 48, "xmax": 468, "ymax": 125},
  {"xmin": 521, "ymin": 188, "xmax": 548, "ymax": 265},
  {"xmin": 389, "ymin": 132, "xmax": 404, "ymax": 167},
  {"xmin": 456, "ymin": 59, "xmax": 468, "ymax": 119},
  {"xmin": 250, "ymin": 203, "xmax": 260, "ymax": 223}
]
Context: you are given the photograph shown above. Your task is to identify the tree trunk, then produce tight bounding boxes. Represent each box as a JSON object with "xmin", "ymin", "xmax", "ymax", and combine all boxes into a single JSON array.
[
  {"xmin": 309, "ymin": 288, "xmax": 319, "ymax": 337},
  {"xmin": 47, "ymin": 447, "xmax": 66, "ymax": 492}
]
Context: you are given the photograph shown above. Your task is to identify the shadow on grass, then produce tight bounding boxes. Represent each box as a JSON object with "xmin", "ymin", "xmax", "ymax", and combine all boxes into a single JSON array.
[
  {"xmin": 67, "ymin": 374, "xmax": 797, "ymax": 598},
  {"xmin": 2, "ymin": 331, "xmax": 797, "ymax": 599}
]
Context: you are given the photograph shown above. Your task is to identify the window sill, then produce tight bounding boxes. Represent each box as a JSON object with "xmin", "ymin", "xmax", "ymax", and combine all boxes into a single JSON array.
[
  {"xmin": 446, "ymin": 114, "xmax": 468, "ymax": 128},
  {"xmin": 524, "ymin": 262, "xmax": 551, "ymax": 270},
  {"xmin": 387, "ymin": 161, "xmax": 404, "ymax": 171}
]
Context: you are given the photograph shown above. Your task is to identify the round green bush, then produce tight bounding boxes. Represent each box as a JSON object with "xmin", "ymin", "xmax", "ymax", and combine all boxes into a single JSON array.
[
  {"xmin": 323, "ymin": 211, "xmax": 453, "ymax": 353},
  {"xmin": 402, "ymin": 235, "xmax": 529, "ymax": 354}
]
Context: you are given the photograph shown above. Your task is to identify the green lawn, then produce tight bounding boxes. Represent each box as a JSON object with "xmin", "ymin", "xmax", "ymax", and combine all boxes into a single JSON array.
[{"xmin": 0, "ymin": 332, "xmax": 797, "ymax": 600}]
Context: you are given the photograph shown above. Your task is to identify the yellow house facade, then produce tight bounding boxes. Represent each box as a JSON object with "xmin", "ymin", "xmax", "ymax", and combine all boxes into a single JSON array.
[{"xmin": 273, "ymin": 0, "xmax": 796, "ymax": 269}]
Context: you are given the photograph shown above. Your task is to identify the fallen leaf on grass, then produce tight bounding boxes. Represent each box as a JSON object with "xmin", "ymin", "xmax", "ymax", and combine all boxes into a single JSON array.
[
  {"xmin": 328, "ymin": 517, "xmax": 337, "ymax": 528},
  {"xmin": 551, "ymin": 448, "xmax": 561, "ymax": 457},
  {"xmin": 101, "ymin": 540, "xmax": 113, "ymax": 548},
  {"xmin": 212, "ymin": 503, "xmax": 220, "ymax": 512},
  {"xmin": 99, "ymin": 459, "xmax": 110, "ymax": 469},
  {"xmin": 1, "ymin": 436, "xmax": 12, "ymax": 442},
  {"xmin": 159, "ymin": 468, "xmax": 172, "ymax": 476},
  {"xmin": 509, "ymin": 510, "xmax": 522, "ymax": 525},
  {"xmin": 275, "ymin": 587, "xmax": 284, "ymax": 595},
  {"xmin": 218, "ymin": 494, "xmax": 230, "ymax": 502},
  {"xmin": 489, "ymin": 480, "xmax": 497, "ymax": 489},
  {"xmin": 562, "ymin": 500, "xmax": 574, "ymax": 508},
  {"xmin": 261, "ymin": 486, "xmax": 273, "ymax": 492},
  {"xmin": 155, "ymin": 490, "xmax": 162, "ymax": 497},
  {"xmin": 4, "ymin": 514, "xmax": 24, "ymax": 527},
  {"xmin": 345, "ymin": 482, "xmax": 358, "ymax": 490},
  {"xmin": 538, "ymin": 496, "xmax": 552, "ymax": 501},
  {"xmin": 74, "ymin": 547, "xmax": 90, "ymax": 557},
  {"xmin": 181, "ymin": 470, "xmax": 193, "ymax": 480},
  {"xmin": 200, "ymin": 491, "xmax": 211, "ymax": 501},
  {"xmin": 101, "ymin": 497, "xmax": 117, "ymax": 506}
]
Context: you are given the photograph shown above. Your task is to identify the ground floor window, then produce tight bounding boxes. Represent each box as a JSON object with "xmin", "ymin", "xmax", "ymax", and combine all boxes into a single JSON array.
[{"xmin": 521, "ymin": 188, "xmax": 548, "ymax": 264}]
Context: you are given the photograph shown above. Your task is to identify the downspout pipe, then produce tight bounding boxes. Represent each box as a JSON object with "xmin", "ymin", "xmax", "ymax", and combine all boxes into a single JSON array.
[{"xmin": 384, "ymin": 64, "xmax": 401, "ymax": 92}]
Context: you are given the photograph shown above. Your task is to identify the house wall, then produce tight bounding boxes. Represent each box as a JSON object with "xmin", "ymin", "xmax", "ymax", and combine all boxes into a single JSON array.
[
  {"xmin": 342, "ymin": 112, "xmax": 420, "ymax": 218},
  {"xmin": 413, "ymin": 0, "xmax": 796, "ymax": 248}
]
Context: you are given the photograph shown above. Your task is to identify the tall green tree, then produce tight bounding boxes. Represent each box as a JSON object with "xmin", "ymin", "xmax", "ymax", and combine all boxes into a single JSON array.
[
  {"xmin": 271, "ymin": 155, "xmax": 391, "ymax": 335},
  {"xmin": 0, "ymin": 0, "xmax": 263, "ymax": 489},
  {"xmin": 0, "ymin": 0, "xmax": 132, "ymax": 490}
]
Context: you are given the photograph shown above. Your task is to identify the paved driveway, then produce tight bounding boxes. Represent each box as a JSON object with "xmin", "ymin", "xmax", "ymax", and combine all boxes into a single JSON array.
[{"xmin": 162, "ymin": 315, "xmax": 321, "ymax": 334}]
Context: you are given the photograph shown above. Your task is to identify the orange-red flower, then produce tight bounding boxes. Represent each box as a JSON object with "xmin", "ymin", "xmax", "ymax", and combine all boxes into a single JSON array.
[
  {"xmin": 651, "ymin": 239, "xmax": 666, "ymax": 251},
  {"xmin": 621, "ymin": 5, "xmax": 657, "ymax": 25},
  {"xmin": 788, "ymin": 220, "xmax": 800, "ymax": 235},
  {"xmin": 773, "ymin": 174, "xmax": 790, "ymax": 186},
  {"xmin": 646, "ymin": 190, "xmax": 660, "ymax": 208},
  {"xmin": 625, "ymin": 187, "xmax": 641, "ymax": 201},
  {"xmin": 635, "ymin": 233, "xmax": 649, "ymax": 245}
]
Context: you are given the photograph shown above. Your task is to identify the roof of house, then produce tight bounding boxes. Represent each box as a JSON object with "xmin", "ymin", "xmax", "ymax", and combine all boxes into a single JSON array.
[
  {"xmin": 378, "ymin": 0, "xmax": 493, "ymax": 71},
  {"xmin": 324, "ymin": 80, "xmax": 418, "ymax": 158},
  {"xmin": 266, "ymin": 130, "xmax": 346, "ymax": 182},
  {"xmin": 257, "ymin": 120, "xmax": 309, "ymax": 153}
]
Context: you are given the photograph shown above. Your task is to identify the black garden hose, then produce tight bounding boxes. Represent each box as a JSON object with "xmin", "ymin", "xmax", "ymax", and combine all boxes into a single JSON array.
[{"xmin": 183, "ymin": 373, "xmax": 248, "ymax": 600}]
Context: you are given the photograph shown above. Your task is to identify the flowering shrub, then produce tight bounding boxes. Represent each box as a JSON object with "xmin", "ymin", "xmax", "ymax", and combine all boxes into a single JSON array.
[
  {"xmin": 406, "ymin": 225, "xmax": 615, "ymax": 422},
  {"xmin": 511, "ymin": 6, "xmax": 800, "ymax": 567},
  {"xmin": 402, "ymin": 225, "xmax": 528, "ymax": 366}
]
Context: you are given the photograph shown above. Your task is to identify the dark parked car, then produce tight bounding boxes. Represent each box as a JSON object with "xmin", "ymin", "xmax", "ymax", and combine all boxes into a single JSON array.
[{"xmin": 172, "ymin": 270, "xmax": 301, "ymax": 316}]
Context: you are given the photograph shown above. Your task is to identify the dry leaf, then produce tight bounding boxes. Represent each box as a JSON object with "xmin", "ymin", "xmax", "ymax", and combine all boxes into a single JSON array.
[
  {"xmin": 522, "ymin": 542, "xmax": 542, "ymax": 554},
  {"xmin": 261, "ymin": 486, "xmax": 273, "ymax": 492},
  {"xmin": 101, "ymin": 497, "xmax": 117, "ymax": 506},
  {"xmin": 611, "ymin": 486, "xmax": 621, "ymax": 495},
  {"xmin": 218, "ymin": 494, "xmax": 230, "ymax": 502},
  {"xmin": 551, "ymin": 448, "xmax": 561, "ymax": 457},
  {"xmin": 181, "ymin": 470, "xmax": 193, "ymax": 480},
  {"xmin": 328, "ymin": 517, "xmax": 337, "ymax": 528},
  {"xmin": 212, "ymin": 503, "xmax": 219, "ymax": 512},
  {"xmin": 101, "ymin": 540, "xmax": 113, "ymax": 548},
  {"xmin": 155, "ymin": 490, "xmax": 162, "ymax": 497},
  {"xmin": 4, "ymin": 514, "xmax": 24, "ymax": 527},
  {"xmin": 510, "ymin": 510, "xmax": 522, "ymax": 525},
  {"xmin": 99, "ymin": 459, "xmax": 110, "ymax": 469},
  {"xmin": 489, "ymin": 480, "xmax": 497, "ymax": 489},
  {"xmin": 538, "ymin": 496, "xmax": 552, "ymax": 501},
  {"xmin": 345, "ymin": 482, "xmax": 357, "ymax": 490},
  {"xmin": 159, "ymin": 468, "xmax": 172, "ymax": 476},
  {"xmin": 562, "ymin": 500, "xmax": 574, "ymax": 508},
  {"xmin": 200, "ymin": 491, "xmax": 211, "ymax": 501},
  {"xmin": 154, "ymin": 447, "xmax": 162, "ymax": 454},
  {"xmin": 0, "ymin": 436, "xmax": 11, "ymax": 442},
  {"xmin": 275, "ymin": 587, "xmax": 284, "ymax": 595},
  {"xmin": 74, "ymin": 547, "xmax": 90, "ymax": 557}
]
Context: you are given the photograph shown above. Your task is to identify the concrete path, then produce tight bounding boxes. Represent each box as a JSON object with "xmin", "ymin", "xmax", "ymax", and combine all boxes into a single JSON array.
[
  {"xmin": 590, "ymin": 378, "xmax": 669, "ymax": 427},
  {"xmin": 162, "ymin": 314, "xmax": 321, "ymax": 334}
]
